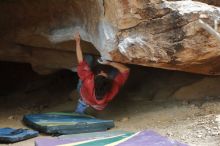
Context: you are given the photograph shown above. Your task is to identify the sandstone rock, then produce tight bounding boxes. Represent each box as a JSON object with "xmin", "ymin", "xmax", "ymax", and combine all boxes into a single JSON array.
[
  {"xmin": 120, "ymin": 117, "xmax": 129, "ymax": 122},
  {"xmin": 8, "ymin": 116, "xmax": 14, "ymax": 120},
  {"xmin": 194, "ymin": 0, "xmax": 220, "ymax": 6},
  {"xmin": 0, "ymin": 0, "xmax": 220, "ymax": 75}
]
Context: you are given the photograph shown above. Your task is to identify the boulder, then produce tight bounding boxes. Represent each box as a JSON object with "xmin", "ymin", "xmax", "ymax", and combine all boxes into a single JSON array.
[{"xmin": 0, "ymin": 0, "xmax": 220, "ymax": 75}]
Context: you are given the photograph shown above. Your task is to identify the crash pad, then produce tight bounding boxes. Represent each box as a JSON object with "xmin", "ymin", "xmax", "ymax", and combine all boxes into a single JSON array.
[
  {"xmin": 59, "ymin": 130, "xmax": 131, "ymax": 139},
  {"xmin": 35, "ymin": 130, "xmax": 188, "ymax": 146},
  {"xmin": 0, "ymin": 128, "xmax": 38, "ymax": 143},
  {"xmin": 115, "ymin": 130, "xmax": 188, "ymax": 146},
  {"xmin": 35, "ymin": 131, "xmax": 133, "ymax": 146},
  {"xmin": 23, "ymin": 112, "xmax": 114, "ymax": 135}
]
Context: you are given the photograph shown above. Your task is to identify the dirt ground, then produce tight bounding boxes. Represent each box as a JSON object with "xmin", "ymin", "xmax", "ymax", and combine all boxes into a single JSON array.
[
  {"xmin": 1, "ymin": 93, "xmax": 220, "ymax": 146},
  {"xmin": 0, "ymin": 62, "xmax": 220, "ymax": 146}
]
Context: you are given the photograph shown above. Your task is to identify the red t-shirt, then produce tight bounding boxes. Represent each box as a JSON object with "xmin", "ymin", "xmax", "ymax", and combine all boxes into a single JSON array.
[{"xmin": 77, "ymin": 61, "xmax": 129, "ymax": 110}]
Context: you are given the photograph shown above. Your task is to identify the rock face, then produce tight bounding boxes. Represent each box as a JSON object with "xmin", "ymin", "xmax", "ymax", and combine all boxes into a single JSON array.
[
  {"xmin": 107, "ymin": 0, "xmax": 220, "ymax": 75},
  {"xmin": 195, "ymin": 0, "xmax": 220, "ymax": 6},
  {"xmin": 0, "ymin": 0, "xmax": 220, "ymax": 75}
]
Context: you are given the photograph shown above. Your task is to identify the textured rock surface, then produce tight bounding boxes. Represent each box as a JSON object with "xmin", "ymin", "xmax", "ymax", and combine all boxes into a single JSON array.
[
  {"xmin": 0, "ymin": 0, "xmax": 220, "ymax": 75},
  {"xmin": 194, "ymin": 0, "xmax": 220, "ymax": 6},
  {"xmin": 0, "ymin": 0, "xmax": 101, "ymax": 74},
  {"xmin": 108, "ymin": 0, "xmax": 220, "ymax": 75}
]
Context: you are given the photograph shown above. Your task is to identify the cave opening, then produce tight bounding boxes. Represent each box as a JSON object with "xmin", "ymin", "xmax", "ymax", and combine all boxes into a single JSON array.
[
  {"xmin": 0, "ymin": 60, "xmax": 219, "ymax": 112},
  {"xmin": 0, "ymin": 61, "xmax": 78, "ymax": 110}
]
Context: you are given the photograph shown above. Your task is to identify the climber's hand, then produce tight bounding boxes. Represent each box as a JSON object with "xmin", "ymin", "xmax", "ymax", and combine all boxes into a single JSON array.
[
  {"xmin": 75, "ymin": 32, "xmax": 81, "ymax": 44},
  {"xmin": 97, "ymin": 57, "xmax": 110, "ymax": 65}
]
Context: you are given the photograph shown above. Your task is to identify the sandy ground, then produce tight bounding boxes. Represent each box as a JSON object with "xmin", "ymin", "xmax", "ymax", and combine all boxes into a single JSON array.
[{"xmin": 0, "ymin": 96, "xmax": 220, "ymax": 146}]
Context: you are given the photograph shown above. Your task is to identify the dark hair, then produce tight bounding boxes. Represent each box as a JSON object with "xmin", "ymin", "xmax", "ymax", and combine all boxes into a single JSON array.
[{"xmin": 94, "ymin": 75, "xmax": 113, "ymax": 100}]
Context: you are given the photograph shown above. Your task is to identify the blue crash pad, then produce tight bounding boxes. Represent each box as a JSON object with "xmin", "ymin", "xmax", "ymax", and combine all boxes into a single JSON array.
[
  {"xmin": 0, "ymin": 128, "xmax": 38, "ymax": 143},
  {"xmin": 23, "ymin": 112, "xmax": 114, "ymax": 135}
]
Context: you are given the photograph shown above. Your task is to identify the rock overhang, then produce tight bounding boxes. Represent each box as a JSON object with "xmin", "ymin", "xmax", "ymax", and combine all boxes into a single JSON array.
[{"xmin": 0, "ymin": 0, "xmax": 220, "ymax": 75}]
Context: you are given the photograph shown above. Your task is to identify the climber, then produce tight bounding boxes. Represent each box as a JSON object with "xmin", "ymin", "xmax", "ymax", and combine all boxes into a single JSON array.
[{"xmin": 74, "ymin": 32, "xmax": 130, "ymax": 114}]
